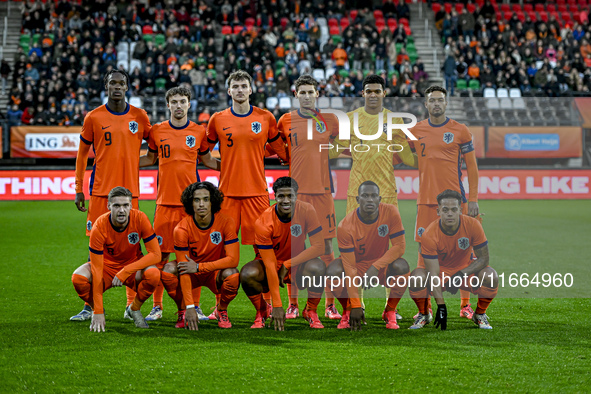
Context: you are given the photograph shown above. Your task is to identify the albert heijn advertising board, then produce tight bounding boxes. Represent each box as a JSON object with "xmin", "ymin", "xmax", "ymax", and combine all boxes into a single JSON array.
[{"xmin": 0, "ymin": 169, "xmax": 589, "ymax": 200}]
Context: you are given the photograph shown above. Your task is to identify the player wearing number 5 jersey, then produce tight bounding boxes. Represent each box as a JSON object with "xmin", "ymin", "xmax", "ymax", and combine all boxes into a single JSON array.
[
  {"xmin": 206, "ymin": 70, "xmax": 288, "ymax": 246},
  {"xmin": 71, "ymin": 70, "xmax": 152, "ymax": 322}
]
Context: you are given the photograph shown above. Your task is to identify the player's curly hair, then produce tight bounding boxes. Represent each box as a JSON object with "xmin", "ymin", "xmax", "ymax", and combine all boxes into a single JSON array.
[
  {"xmin": 358, "ymin": 180, "xmax": 380, "ymax": 195},
  {"xmin": 181, "ymin": 182, "xmax": 224, "ymax": 216},
  {"xmin": 295, "ymin": 74, "xmax": 318, "ymax": 92},
  {"xmin": 227, "ymin": 70, "xmax": 253, "ymax": 87},
  {"xmin": 103, "ymin": 69, "xmax": 129, "ymax": 88},
  {"xmin": 362, "ymin": 74, "xmax": 385, "ymax": 90},
  {"xmin": 273, "ymin": 177, "xmax": 298, "ymax": 195},
  {"xmin": 424, "ymin": 85, "xmax": 448, "ymax": 98},
  {"xmin": 108, "ymin": 186, "xmax": 132, "ymax": 202},
  {"xmin": 437, "ymin": 189, "xmax": 462, "ymax": 206},
  {"xmin": 165, "ymin": 86, "xmax": 192, "ymax": 103}
]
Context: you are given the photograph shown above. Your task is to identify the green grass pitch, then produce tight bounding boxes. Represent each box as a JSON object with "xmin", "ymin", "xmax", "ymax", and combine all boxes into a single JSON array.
[{"xmin": 1, "ymin": 199, "xmax": 590, "ymax": 392}]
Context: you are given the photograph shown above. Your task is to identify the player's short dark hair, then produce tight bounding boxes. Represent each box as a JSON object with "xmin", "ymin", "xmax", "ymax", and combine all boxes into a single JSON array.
[
  {"xmin": 358, "ymin": 180, "xmax": 380, "ymax": 195},
  {"xmin": 227, "ymin": 70, "xmax": 253, "ymax": 87},
  {"xmin": 437, "ymin": 189, "xmax": 462, "ymax": 206},
  {"xmin": 165, "ymin": 86, "xmax": 192, "ymax": 103},
  {"xmin": 362, "ymin": 74, "xmax": 385, "ymax": 90},
  {"xmin": 273, "ymin": 176, "xmax": 298, "ymax": 195},
  {"xmin": 108, "ymin": 186, "xmax": 132, "ymax": 202},
  {"xmin": 103, "ymin": 69, "xmax": 129, "ymax": 88},
  {"xmin": 424, "ymin": 85, "xmax": 447, "ymax": 98},
  {"xmin": 181, "ymin": 182, "xmax": 224, "ymax": 216},
  {"xmin": 295, "ymin": 74, "xmax": 318, "ymax": 92}
]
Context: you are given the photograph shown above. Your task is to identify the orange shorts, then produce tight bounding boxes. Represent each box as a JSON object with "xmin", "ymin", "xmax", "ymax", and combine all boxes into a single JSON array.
[
  {"xmin": 87, "ymin": 195, "xmax": 139, "ymax": 236},
  {"xmin": 101, "ymin": 263, "xmax": 140, "ymax": 292},
  {"xmin": 182, "ymin": 271, "xmax": 220, "ymax": 295},
  {"xmin": 221, "ymin": 195, "xmax": 270, "ymax": 245},
  {"xmin": 346, "ymin": 195, "xmax": 398, "ymax": 215},
  {"xmin": 298, "ymin": 193, "xmax": 336, "ymax": 239},
  {"xmin": 154, "ymin": 205, "xmax": 188, "ymax": 254}
]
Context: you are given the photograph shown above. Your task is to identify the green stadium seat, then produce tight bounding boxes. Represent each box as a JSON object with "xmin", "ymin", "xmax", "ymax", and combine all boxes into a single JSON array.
[
  {"xmin": 32, "ymin": 33, "xmax": 41, "ymax": 45},
  {"xmin": 456, "ymin": 79, "xmax": 467, "ymax": 90},
  {"xmin": 155, "ymin": 78, "xmax": 167, "ymax": 92},
  {"xmin": 206, "ymin": 69, "xmax": 217, "ymax": 79},
  {"xmin": 395, "ymin": 43, "xmax": 403, "ymax": 53},
  {"xmin": 331, "ymin": 35, "xmax": 342, "ymax": 44},
  {"xmin": 469, "ymin": 79, "xmax": 481, "ymax": 90},
  {"xmin": 143, "ymin": 34, "xmax": 153, "ymax": 43},
  {"xmin": 407, "ymin": 36, "xmax": 414, "ymax": 45},
  {"xmin": 406, "ymin": 43, "xmax": 416, "ymax": 53},
  {"xmin": 47, "ymin": 33, "xmax": 55, "ymax": 42},
  {"xmin": 388, "ymin": 70, "xmax": 399, "ymax": 79},
  {"xmin": 155, "ymin": 34, "xmax": 166, "ymax": 46},
  {"xmin": 275, "ymin": 60, "xmax": 285, "ymax": 69},
  {"xmin": 409, "ymin": 53, "xmax": 418, "ymax": 64},
  {"xmin": 20, "ymin": 34, "xmax": 30, "ymax": 51},
  {"xmin": 338, "ymin": 69, "xmax": 349, "ymax": 78}
]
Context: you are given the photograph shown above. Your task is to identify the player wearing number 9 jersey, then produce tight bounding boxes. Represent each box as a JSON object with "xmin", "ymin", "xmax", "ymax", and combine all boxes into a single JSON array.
[{"xmin": 206, "ymin": 70, "xmax": 288, "ymax": 246}]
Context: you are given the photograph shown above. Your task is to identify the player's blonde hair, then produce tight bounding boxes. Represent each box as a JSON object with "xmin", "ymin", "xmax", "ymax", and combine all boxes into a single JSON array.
[
  {"xmin": 227, "ymin": 70, "xmax": 253, "ymax": 87},
  {"xmin": 108, "ymin": 186, "xmax": 132, "ymax": 202}
]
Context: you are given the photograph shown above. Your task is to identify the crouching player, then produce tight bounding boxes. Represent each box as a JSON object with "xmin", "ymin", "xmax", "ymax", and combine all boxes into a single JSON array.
[
  {"xmin": 240, "ymin": 177, "xmax": 325, "ymax": 330},
  {"xmin": 409, "ymin": 189, "xmax": 497, "ymax": 330},
  {"xmin": 161, "ymin": 181, "xmax": 240, "ymax": 330},
  {"xmin": 71, "ymin": 186, "xmax": 161, "ymax": 332},
  {"xmin": 327, "ymin": 181, "xmax": 410, "ymax": 331}
]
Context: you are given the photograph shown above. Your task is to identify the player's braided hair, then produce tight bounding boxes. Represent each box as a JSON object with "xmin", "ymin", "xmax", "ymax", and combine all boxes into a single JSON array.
[
  {"xmin": 358, "ymin": 180, "xmax": 380, "ymax": 195},
  {"xmin": 103, "ymin": 69, "xmax": 129, "ymax": 88},
  {"xmin": 424, "ymin": 85, "xmax": 448, "ymax": 98},
  {"xmin": 295, "ymin": 74, "xmax": 318, "ymax": 92},
  {"xmin": 437, "ymin": 189, "xmax": 462, "ymax": 206},
  {"xmin": 362, "ymin": 74, "xmax": 385, "ymax": 90},
  {"xmin": 165, "ymin": 86, "xmax": 192, "ymax": 103},
  {"xmin": 273, "ymin": 177, "xmax": 298, "ymax": 195},
  {"xmin": 181, "ymin": 182, "xmax": 225, "ymax": 216},
  {"xmin": 108, "ymin": 186, "xmax": 132, "ymax": 202}
]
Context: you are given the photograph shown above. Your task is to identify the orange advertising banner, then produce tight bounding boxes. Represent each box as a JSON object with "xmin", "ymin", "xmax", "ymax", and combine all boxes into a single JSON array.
[
  {"xmin": 10, "ymin": 126, "xmax": 93, "ymax": 158},
  {"xmin": 487, "ymin": 127, "xmax": 582, "ymax": 158},
  {"xmin": 469, "ymin": 126, "xmax": 485, "ymax": 158},
  {"xmin": 574, "ymin": 97, "xmax": 591, "ymax": 128}
]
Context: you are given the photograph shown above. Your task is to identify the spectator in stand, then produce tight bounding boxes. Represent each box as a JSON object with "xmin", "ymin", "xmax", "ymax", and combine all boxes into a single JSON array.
[
  {"xmin": 459, "ymin": 8, "xmax": 475, "ymax": 42},
  {"xmin": 443, "ymin": 54, "xmax": 457, "ymax": 96},
  {"xmin": 8, "ymin": 105, "xmax": 23, "ymax": 128},
  {"xmin": 396, "ymin": 0, "xmax": 410, "ymax": 21},
  {"xmin": 332, "ymin": 43, "xmax": 348, "ymax": 71}
]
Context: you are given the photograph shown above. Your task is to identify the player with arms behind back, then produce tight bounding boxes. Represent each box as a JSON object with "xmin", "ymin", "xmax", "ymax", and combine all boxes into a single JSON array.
[
  {"xmin": 139, "ymin": 86, "xmax": 220, "ymax": 323},
  {"xmin": 277, "ymin": 75, "xmax": 341, "ymax": 320},
  {"xmin": 408, "ymin": 190, "xmax": 497, "ymax": 330},
  {"xmin": 409, "ymin": 85, "xmax": 480, "ymax": 319},
  {"xmin": 240, "ymin": 177, "xmax": 326, "ymax": 330},
  {"xmin": 71, "ymin": 187, "xmax": 161, "ymax": 332},
  {"xmin": 71, "ymin": 69, "xmax": 152, "ymax": 321}
]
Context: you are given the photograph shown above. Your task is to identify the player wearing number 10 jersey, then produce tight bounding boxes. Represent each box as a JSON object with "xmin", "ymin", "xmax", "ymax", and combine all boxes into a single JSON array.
[{"xmin": 206, "ymin": 70, "xmax": 288, "ymax": 246}]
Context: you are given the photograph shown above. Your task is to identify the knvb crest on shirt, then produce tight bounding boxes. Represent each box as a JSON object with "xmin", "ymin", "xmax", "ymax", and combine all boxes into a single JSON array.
[
  {"xmin": 128, "ymin": 232, "xmax": 140, "ymax": 245},
  {"xmin": 156, "ymin": 235, "xmax": 163, "ymax": 246},
  {"xmin": 443, "ymin": 132, "xmax": 454, "ymax": 144},
  {"xmin": 417, "ymin": 227, "xmax": 425, "ymax": 237},
  {"xmin": 315, "ymin": 121, "xmax": 326, "ymax": 134},
  {"xmin": 186, "ymin": 135, "xmax": 196, "ymax": 148},
  {"xmin": 458, "ymin": 237, "xmax": 470, "ymax": 250},
  {"xmin": 378, "ymin": 224, "xmax": 389, "ymax": 237},
  {"xmin": 251, "ymin": 121, "xmax": 262, "ymax": 134},
  {"xmin": 210, "ymin": 231, "xmax": 222, "ymax": 245},
  {"xmin": 129, "ymin": 121, "xmax": 139, "ymax": 134},
  {"xmin": 291, "ymin": 224, "xmax": 302, "ymax": 237}
]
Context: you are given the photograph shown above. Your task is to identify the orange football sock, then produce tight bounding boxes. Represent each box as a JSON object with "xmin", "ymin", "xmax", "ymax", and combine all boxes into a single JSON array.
[
  {"xmin": 385, "ymin": 272, "xmax": 410, "ymax": 312},
  {"xmin": 193, "ymin": 286, "xmax": 202, "ymax": 306},
  {"xmin": 336, "ymin": 297, "xmax": 349, "ymax": 311},
  {"xmin": 161, "ymin": 271, "xmax": 183, "ymax": 310},
  {"xmin": 247, "ymin": 293, "xmax": 263, "ymax": 311},
  {"xmin": 409, "ymin": 287, "xmax": 429, "ymax": 315},
  {"xmin": 321, "ymin": 252, "xmax": 336, "ymax": 307},
  {"xmin": 126, "ymin": 286, "xmax": 136, "ymax": 307},
  {"xmin": 218, "ymin": 273, "xmax": 239, "ymax": 311},
  {"xmin": 287, "ymin": 283, "xmax": 298, "ymax": 307},
  {"xmin": 72, "ymin": 274, "xmax": 92, "ymax": 306},
  {"xmin": 306, "ymin": 292, "xmax": 322, "ymax": 312},
  {"xmin": 475, "ymin": 285, "xmax": 497, "ymax": 314},
  {"xmin": 131, "ymin": 268, "xmax": 160, "ymax": 311},
  {"xmin": 460, "ymin": 289, "xmax": 470, "ymax": 308},
  {"xmin": 262, "ymin": 291, "xmax": 272, "ymax": 306},
  {"xmin": 153, "ymin": 281, "xmax": 164, "ymax": 309}
]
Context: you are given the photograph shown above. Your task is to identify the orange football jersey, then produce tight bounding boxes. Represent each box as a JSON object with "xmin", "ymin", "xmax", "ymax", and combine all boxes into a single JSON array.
[
  {"xmin": 173, "ymin": 213, "xmax": 238, "ymax": 272},
  {"xmin": 254, "ymin": 200, "xmax": 322, "ymax": 269},
  {"xmin": 148, "ymin": 120, "xmax": 210, "ymax": 206},
  {"xmin": 337, "ymin": 203, "xmax": 405, "ymax": 274},
  {"xmin": 206, "ymin": 105, "xmax": 282, "ymax": 197},
  {"xmin": 410, "ymin": 117, "xmax": 474, "ymax": 204},
  {"xmin": 420, "ymin": 215, "xmax": 488, "ymax": 273},
  {"xmin": 277, "ymin": 110, "xmax": 338, "ymax": 194},
  {"xmin": 79, "ymin": 103, "xmax": 151, "ymax": 197}
]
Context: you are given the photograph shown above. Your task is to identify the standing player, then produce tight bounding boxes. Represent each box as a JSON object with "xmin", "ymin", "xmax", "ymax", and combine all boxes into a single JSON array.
[
  {"xmin": 139, "ymin": 86, "xmax": 220, "ymax": 322},
  {"xmin": 240, "ymin": 177, "xmax": 326, "ymax": 330},
  {"xmin": 277, "ymin": 75, "xmax": 341, "ymax": 320},
  {"xmin": 159, "ymin": 182, "xmax": 240, "ymax": 330},
  {"xmin": 71, "ymin": 187, "xmax": 161, "ymax": 332},
  {"xmin": 329, "ymin": 74, "xmax": 417, "ymax": 317},
  {"xmin": 408, "ymin": 190, "xmax": 497, "ymax": 330},
  {"xmin": 71, "ymin": 69, "xmax": 152, "ymax": 321},
  {"xmin": 409, "ymin": 85, "xmax": 480, "ymax": 319},
  {"xmin": 327, "ymin": 181, "xmax": 410, "ymax": 331}
]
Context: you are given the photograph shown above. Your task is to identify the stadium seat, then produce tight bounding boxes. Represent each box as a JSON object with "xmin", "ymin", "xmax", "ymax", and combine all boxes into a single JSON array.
[
  {"xmin": 129, "ymin": 96, "xmax": 143, "ymax": 108},
  {"xmin": 117, "ymin": 51, "xmax": 128, "ymax": 61},
  {"xmin": 483, "ymin": 88, "xmax": 496, "ymax": 98},
  {"xmin": 245, "ymin": 17, "xmax": 255, "ymax": 27},
  {"xmin": 316, "ymin": 17, "xmax": 327, "ymax": 27},
  {"xmin": 455, "ymin": 3, "xmax": 464, "ymax": 13},
  {"xmin": 329, "ymin": 26, "xmax": 340, "ymax": 35},
  {"xmin": 512, "ymin": 4, "xmax": 521, "ymax": 13},
  {"xmin": 486, "ymin": 98, "xmax": 500, "ymax": 109},
  {"xmin": 117, "ymin": 59, "xmax": 129, "ymax": 71},
  {"xmin": 312, "ymin": 68, "xmax": 325, "ymax": 81},
  {"xmin": 278, "ymin": 97, "xmax": 292, "ymax": 109},
  {"xmin": 539, "ymin": 11, "xmax": 548, "ymax": 21},
  {"xmin": 388, "ymin": 18, "xmax": 398, "ymax": 33},
  {"xmin": 548, "ymin": 4, "xmax": 556, "ymax": 12},
  {"xmin": 143, "ymin": 34, "xmax": 153, "ymax": 43},
  {"xmin": 501, "ymin": 3, "xmax": 510, "ymax": 12},
  {"xmin": 399, "ymin": 18, "xmax": 410, "ymax": 27},
  {"xmin": 340, "ymin": 18, "xmax": 350, "ymax": 30},
  {"xmin": 331, "ymin": 97, "xmax": 344, "ymax": 109},
  {"xmin": 233, "ymin": 25, "xmax": 244, "ymax": 35},
  {"xmin": 221, "ymin": 26, "xmax": 232, "ymax": 35},
  {"xmin": 325, "ymin": 68, "xmax": 336, "ymax": 80},
  {"xmin": 373, "ymin": 10, "xmax": 384, "ymax": 19},
  {"xmin": 142, "ymin": 25, "xmax": 153, "ymax": 34},
  {"xmin": 295, "ymin": 42, "xmax": 308, "ymax": 53},
  {"xmin": 265, "ymin": 97, "xmax": 279, "ymax": 109},
  {"xmin": 328, "ymin": 18, "xmax": 338, "ymax": 27},
  {"xmin": 456, "ymin": 79, "xmax": 467, "ymax": 90},
  {"xmin": 291, "ymin": 97, "xmax": 300, "ymax": 108},
  {"xmin": 432, "ymin": 3, "xmax": 442, "ymax": 14},
  {"xmin": 535, "ymin": 4, "xmax": 544, "ymax": 12},
  {"xmin": 513, "ymin": 98, "xmax": 526, "ymax": 109},
  {"xmin": 469, "ymin": 79, "xmax": 480, "ymax": 90},
  {"xmin": 338, "ymin": 69, "xmax": 349, "ymax": 78},
  {"xmin": 128, "ymin": 59, "xmax": 141, "ymax": 73},
  {"xmin": 129, "ymin": 42, "xmax": 137, "ymax": 57},
  {"xmin": 523, "ymin": 4, "xmax": 533, "ymax": 12},
  {"xmin": 19, "ymin": 34, "xmax": 30, "ymax": 51},
  {"xmin": 117, "ymin": 42, "xmax": 129, "ymax": 55},
  {"xmin": 467, "ymin": 3, "xmax": 476, "ymax": 13},
  {"xmin": 155, "ymin": 34, "xmax": 166, "ymax": 46},
  {"xmin": 444, "ymin": 3, "xmax": 452, "ymax": 13},
  {"xmin": 155, "ymin": 78, "xmax": 167, "ymax": 92},
  {"xmin": 509, "ymin": 88, "xmax": 522, "ymax": 98},
  {"xmin": 497, "ymin": 88, "xmax": 509, "ymax": 98},
  {"xmin": 318, "ymin": 97, "xmax": 330, "ymax": 109},
  {"xmin": 500, "ymin": 98, "xmax": 513, "ymax": 109}
]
